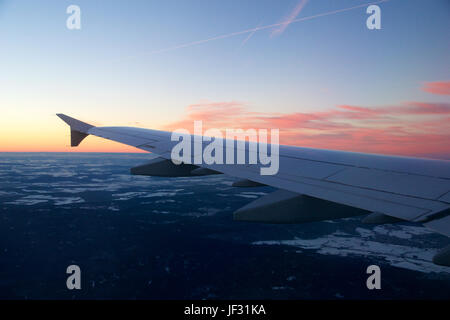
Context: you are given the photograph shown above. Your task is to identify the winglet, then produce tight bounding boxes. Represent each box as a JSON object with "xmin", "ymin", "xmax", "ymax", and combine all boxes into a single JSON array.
[{"xmin": 57, "ymin": 114, "xmax": 95, "ymax": 147}]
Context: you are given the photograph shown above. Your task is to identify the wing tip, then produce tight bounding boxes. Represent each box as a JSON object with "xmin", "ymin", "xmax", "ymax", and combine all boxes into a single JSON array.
[
  {"xmin": 56, "ymin": 114, "xmax": 94, "ymax": 132},
  {"xmin": 57, "ymin": 114, "xmax": 94, "ymax": 147}
]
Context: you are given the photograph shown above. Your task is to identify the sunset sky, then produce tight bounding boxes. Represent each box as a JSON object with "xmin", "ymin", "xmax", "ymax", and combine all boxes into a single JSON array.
[{"xmin": 0, "ymin": 0, "xmax": 449, "ymax": 157}]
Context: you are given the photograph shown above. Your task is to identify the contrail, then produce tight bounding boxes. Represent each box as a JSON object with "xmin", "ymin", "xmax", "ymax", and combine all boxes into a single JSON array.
[
  {"xmin": 240, "ymin": 22, "xmax": 262, "ymax": 48},
  {"xmin": 108, "ymin": 0, "xmax": 388, "ymax": 63},
  {"xmin": 271, "ymin": 0, "xmax": 309, "ymax": 37}
]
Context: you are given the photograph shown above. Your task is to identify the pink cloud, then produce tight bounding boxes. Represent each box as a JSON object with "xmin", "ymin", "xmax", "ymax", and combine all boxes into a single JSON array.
[
  {"xmin": 422, "ymin": 81, "xmax": 450, "ymax": 95},
  {"xmin": 163, "ymin": 100, "xmax": 450, "ymax": 159},
  {"xmin": 401, "ymin": 102, "xmax": 450, "ymax": 114}
]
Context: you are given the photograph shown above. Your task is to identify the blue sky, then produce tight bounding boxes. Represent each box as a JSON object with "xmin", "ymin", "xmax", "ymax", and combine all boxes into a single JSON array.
[{"xmin": 0, "ymin": 0, "xmax": 449, "ymax": 154}]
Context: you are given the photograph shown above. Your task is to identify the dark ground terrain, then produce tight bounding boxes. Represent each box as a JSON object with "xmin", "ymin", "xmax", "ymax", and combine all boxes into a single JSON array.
[{"xmin": 0, "ymin": 153, "xmax": 449, "ymax": 299}]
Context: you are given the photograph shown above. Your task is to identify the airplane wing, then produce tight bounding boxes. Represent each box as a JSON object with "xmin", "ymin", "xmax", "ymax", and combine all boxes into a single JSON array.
[{"xmin": 57, "ymin": 114, "xmax": 450, "ymax": 266}]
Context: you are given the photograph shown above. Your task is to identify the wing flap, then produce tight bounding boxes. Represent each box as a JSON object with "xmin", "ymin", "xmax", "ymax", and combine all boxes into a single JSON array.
[
  {"xmin": 208, "ymin": 162, "xmax": 448, "ymax": 221},
  {"xmin": 324, "ymin": 167, "xmax": 450, "ymax": 200}
]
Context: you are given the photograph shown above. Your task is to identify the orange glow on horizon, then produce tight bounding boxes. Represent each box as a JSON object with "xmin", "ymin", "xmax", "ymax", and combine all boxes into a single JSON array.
[
  {"xmin": 0, "ymin": 132, "xmax": 146, "ymax": 153},
  {"xmin": 1, "ymin": 81, "xmax": 449, "ymax": 159}
]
